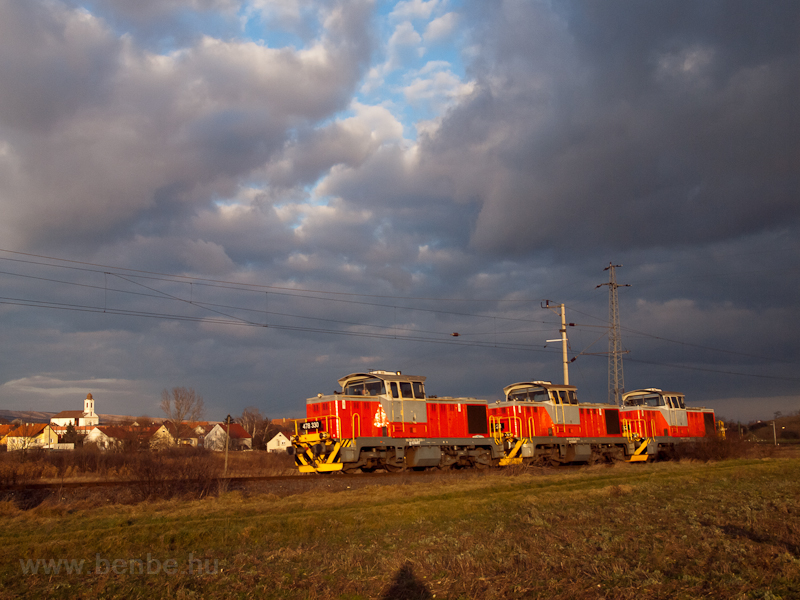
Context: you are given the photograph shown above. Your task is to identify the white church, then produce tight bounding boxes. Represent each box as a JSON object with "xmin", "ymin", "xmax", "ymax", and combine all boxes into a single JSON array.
[{"xmin": 50, "ymin": 393, "xmax": 100, "ymax": 428}]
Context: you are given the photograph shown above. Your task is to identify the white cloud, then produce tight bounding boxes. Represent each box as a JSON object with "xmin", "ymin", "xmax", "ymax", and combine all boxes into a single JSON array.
[
  {"xmin": 0, "ymin": 0, "xmax": 373, "ymax": 249},
  {"xmin": 403, "ymin": 67, "xmax": 475, "ymax": 107},
  {"xmin": 423, "ymin": 11, "xmax": 458, "ymax": 42},
  {"xmin": 385, "ymin": 20, "xmax": 423, "ymax": 71},
  {"xmin": 389, "ymin": 0, "xmax": 440, "ymax": 21},
  {"xmin": 2, "ymin": 375, "xmax": 134, "ymax": 397},
  {"xmin": 344, "ymin": 101, "xmax": 405, "ymax": 143}
]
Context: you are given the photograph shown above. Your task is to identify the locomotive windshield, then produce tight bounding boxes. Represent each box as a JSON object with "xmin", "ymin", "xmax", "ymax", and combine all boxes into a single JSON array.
[
  {"xmin": 390, "ymin": 381, "xmax": 425, "ymax": 399},
  {"xmin": 665, "ymin": 395, "xmax": 686, "ymax": 409},
  {"xmin": 624, "ymin": 393, "xmax": 664, "ymax": 407},
  {"xmin": 507, "ymin": 387, "xmax": 549, "ymax": 402},
  {"xmin": 344, "ymin": 379, "xmax": 386, "ymax": 396},
  {"xmin": 343, "ymin": 378, "xmax": 426, "ymax": 399}
]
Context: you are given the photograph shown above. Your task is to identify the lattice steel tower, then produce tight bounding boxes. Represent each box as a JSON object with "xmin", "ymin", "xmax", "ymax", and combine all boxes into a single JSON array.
[{"xmin": 597, "ymin": 263, "xmax": 630, "ymax": 405}]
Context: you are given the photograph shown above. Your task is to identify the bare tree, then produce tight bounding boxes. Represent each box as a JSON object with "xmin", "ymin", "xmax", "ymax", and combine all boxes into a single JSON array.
[
  {"xmin": 237, "ymin": 407, "xmax": 270, "ymax": 450},
  {"xmin": 161, "ymin": 387, "xmax": 205, "ymax": 439}
]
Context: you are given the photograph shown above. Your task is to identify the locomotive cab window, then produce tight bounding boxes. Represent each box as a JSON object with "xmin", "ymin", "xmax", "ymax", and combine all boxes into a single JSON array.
[
  {"xmin": 344, "ymin": 379, "xmax": 386, "ymax": 396},
  {"xmin": 507, "ymin": 387, "xmax": 548, "ymax": 402},
  {"xmin": 412, "ymin": 381, "xmax": 425, "ymax": 399},
  {"xmin": 642, "ymin": 394, "xmax": 664, "ymax": 407}
]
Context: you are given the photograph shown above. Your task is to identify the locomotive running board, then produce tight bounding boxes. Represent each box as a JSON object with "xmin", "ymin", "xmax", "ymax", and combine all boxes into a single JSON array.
[{"xmin": 627, "ymin": 438, "xmax": 652, "ymax": 462}]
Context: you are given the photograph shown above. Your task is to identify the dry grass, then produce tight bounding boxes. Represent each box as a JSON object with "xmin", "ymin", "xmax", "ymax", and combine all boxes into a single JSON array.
[
  {"xmin": 1, "ymin": 458, "xmax": 799, "ymax": 599},
  {"xmin": 0, "ymin": 447, "xmax": 294, "ymax": 485}
]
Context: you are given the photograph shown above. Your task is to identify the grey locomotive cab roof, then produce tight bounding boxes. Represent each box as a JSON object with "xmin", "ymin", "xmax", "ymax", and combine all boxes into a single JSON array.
[
  {"xmin": 502, "ymin": 381, "xmax": 577, "ymax": 396},
  {"xmin": 624, "ymin": 389, "xmax": 683, "ymax": 397},
  {"xmin": 338, "ymin": 371, "xmax": 427, "ymax": 388}
]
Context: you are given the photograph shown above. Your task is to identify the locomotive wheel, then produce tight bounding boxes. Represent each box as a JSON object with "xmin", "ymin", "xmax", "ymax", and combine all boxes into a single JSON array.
[
  {"xmin": 472, "ymin": 450, "xmax": 492, "ymax": 469},
  {"xmin": 384, "ymin": 463, "xmax": 405, "ymax": 473}
]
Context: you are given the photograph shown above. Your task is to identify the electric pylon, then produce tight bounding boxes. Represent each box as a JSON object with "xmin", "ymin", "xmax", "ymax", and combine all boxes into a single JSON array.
[{"xmin": 597, "ymin": 264, "xmax": 630, "ymax": 405}]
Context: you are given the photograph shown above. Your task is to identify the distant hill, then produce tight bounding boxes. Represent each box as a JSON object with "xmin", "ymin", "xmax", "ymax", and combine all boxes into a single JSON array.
[
  {"xmin": 0, "ymin": 410, "xmax": 149, "ymax": 425},
  {"xmin": 0, "ymin": 410, "xmax": 54, "ymax": 424}
]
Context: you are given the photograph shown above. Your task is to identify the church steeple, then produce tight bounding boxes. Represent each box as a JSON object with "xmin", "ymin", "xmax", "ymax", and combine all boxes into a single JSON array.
[{"xmin": 84, "ymin": 393, "xmax": 95, "ymax": 417}]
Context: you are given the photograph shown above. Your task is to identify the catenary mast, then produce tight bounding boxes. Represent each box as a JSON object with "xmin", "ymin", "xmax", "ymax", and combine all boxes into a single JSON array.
[{"xmin": 597, "ymin": 264, "xmax": 630, "ymax": 405}]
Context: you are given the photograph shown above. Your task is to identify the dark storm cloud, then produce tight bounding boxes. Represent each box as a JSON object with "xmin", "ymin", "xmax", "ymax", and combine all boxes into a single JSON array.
[
  {"xmin": 426, "ymin": 0, "xmax": 800, "ymax": 255},
  {"xmin": 304, "ymin": 0, "xmax": 799, "ymax": 418},
  {"xmin": 0, "ymin": 0, "xmax": 796, "ymax": 422},
  {"xmin": 0, "ymin": 2, "xmax": 118, "ymax": 132}
]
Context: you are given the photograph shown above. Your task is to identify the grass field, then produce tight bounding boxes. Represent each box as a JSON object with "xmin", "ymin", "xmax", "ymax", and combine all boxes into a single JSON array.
[{"xmin": 2, "ymin": 458, "xmax": 799, "ymax": 599}]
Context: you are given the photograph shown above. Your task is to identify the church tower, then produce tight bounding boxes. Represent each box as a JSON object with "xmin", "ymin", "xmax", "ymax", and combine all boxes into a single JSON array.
[{"xmin": 84, "ymin": 393, "xmax": 96, "ymax": 417}]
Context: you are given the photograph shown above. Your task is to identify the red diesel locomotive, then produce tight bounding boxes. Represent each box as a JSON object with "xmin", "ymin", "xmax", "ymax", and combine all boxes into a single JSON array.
[
  {"xmin": 289, "ymin": 370, "xmax": 720, "ymax": 473},
  {"xmin": 487, "ymin": 381, "xmax": 718, "ymax": 465},
  {"xmin": 291, "ymin": 370, "xmax": 499, "ymax": 473}
]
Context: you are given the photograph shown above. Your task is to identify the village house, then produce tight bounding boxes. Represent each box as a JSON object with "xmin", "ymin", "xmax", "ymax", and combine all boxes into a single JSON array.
[
  {"xmin": 6, "ymin": 423, "xmax": 59, "ymax": 451},
  {"xmin": 164, "ymin": 421, "xmax": 212, "ymax": 447},
  {"xmin": 204, "ymin": 423, "xmax": 252, "ymax": 451},
  {"xmin": 50, "ymin": 393, "xmax": 100, "ymax": 428},
  {"xmin": 0, "ymin": 423, "xmax": 15, "ymax": 449},
  {"xmin": 49, "ymin": 424, "xmax": 96, "ymax": 440},
  {"xmin": 266, "ymin": 431, "xmax": 292, "ymax": 453},
  {"xmin": 85, "ymin": 424, "xmax": 174, "ymax": 451}
]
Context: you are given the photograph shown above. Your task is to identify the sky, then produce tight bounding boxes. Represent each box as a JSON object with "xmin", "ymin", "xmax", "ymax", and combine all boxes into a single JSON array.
[{"xmin": 0, "ymin": 0, "xmax": 798, "ymax": 424}]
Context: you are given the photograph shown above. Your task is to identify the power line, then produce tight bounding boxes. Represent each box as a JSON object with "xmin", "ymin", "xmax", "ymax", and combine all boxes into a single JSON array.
[
  {"xmin": 0, "ymin": 249, "xmax": 539, "ymax": 302},
  {"xmin": 2, "ymin": 293, "xmax": 795, "ymax": 384},
  {"xmin": 0, "ymin": 255, "xmax": 553, "ymax": 327},
  {"xmin": 0, "ymin": 248, "xmax": 795, "ymax": 382},
  {"xmin": 625, "ymin": 357, "xmax": 800, "ymax": 383},
  {"xmin": 566, "ymin": 304, "xmax": 792, "ymax": 365},
  {"xmin": 0, "ymin": 295, "xmax": 564, "ymax": 354}
]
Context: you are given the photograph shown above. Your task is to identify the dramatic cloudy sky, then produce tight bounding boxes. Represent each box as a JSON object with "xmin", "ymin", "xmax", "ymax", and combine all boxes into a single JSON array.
[{"xmin": 0, "ymin": 0, "xmax": 797, "ymax": 423}]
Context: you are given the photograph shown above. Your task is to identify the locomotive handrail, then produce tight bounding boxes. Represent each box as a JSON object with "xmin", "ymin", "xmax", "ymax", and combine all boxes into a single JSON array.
[
  {"xmin": 489, "ymin": 416, "xmax": 500, "ymax": 443},
  {"xmin": 623, "ymin": 419, "xmax": 647, "ymax": 440},
  {"xmin": 294, "ymin": 414, "xmax": 342, "ymax": 438},
  {"xmin": 507, "ymin": 415, "xmax": 522, "ymax": 437},
  {"xmin": 352, "ymin": 413, "xmax": 361, "ymax": 438},
  {"xmin": 489, "ymin": 416, "xmax": 504, "ymax": 443},
  {"xmin": 489, "ymin": 415, "xmax": 522, "ymax": 442},
  {"xmin": 527, "ymin": 416, "xmax": 536, "ymax": 437}
]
